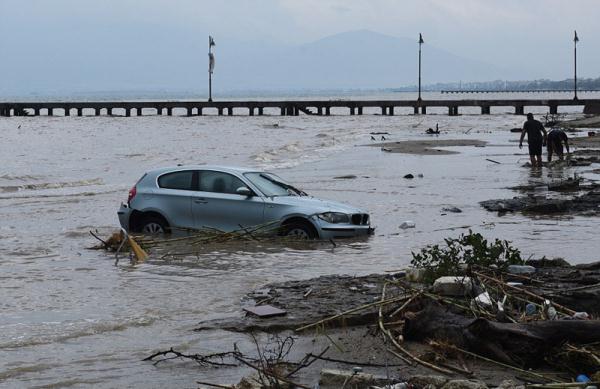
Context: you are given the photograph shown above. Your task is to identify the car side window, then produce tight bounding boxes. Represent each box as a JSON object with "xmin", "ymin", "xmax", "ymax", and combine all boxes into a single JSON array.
[
  {"xmin": 158, "ymin": 171, "xmax": 195, "ymax": 190},
  {"xmin": 198, "ymin": 171, "xmax": 246, "ymax": 195}
]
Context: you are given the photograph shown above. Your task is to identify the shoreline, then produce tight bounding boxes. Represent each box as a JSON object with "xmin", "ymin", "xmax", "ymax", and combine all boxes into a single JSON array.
[{"xmin": 179, "ymin": 259, "xmax": 600, "ymax": 388}]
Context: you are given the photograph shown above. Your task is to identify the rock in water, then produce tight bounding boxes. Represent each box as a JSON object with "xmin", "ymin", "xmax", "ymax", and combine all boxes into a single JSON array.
[{"xmin": 442, "ymin": 206, "xmax": 462, "ymax": 213}]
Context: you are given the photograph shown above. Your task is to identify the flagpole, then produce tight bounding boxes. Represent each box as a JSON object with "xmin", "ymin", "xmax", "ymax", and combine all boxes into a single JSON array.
[
  {"xmin": 574, "ymin": 30, "xmax": 578, "ymax": 101},
  {"xmin": 208, "ymin": 36, "xmax": 213, "ymax": 102}
]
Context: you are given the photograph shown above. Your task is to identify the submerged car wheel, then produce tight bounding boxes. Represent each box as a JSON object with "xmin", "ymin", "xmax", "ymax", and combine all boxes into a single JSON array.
[
  {"xmin": 140, "ymin": 216, "xmax": 168, "ymax": 235},
  {"xmin": 282, "ymin": 222, "xmax": 317, "ymax": 240}
]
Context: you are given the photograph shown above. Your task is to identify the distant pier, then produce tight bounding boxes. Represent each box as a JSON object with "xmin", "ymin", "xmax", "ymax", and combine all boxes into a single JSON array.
[
  {"xmin": 1, "ymin": 98, "xmax": 599, "ymax": 117},
  {"xmin": 441, "ymin": 89, "xmax": 600, "ymax": 94}
]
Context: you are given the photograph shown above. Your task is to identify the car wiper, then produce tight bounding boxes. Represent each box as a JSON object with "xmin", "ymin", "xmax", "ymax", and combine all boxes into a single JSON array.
[{"xmin": 260, "ymin": 174, "xmax": 308, "ymax": 196}]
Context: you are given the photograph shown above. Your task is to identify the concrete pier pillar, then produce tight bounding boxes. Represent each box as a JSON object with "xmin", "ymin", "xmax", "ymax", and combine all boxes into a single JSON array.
[
  {"xmin": 358, "ymin": 107, "xmax": 363, "ymax": 115},
  {"xmin": 77, "ymin": 108, "xmax": 83, "ymax": 116},
  {"xmin": 34, "ymin": 108, "xmax": 40, "ymax": 116},
  {"xmin": 549, "ymin": 105, "xmax": 558, "ymax": 114},
  {"xmin": 218, "ymin": 108, "xmax": 224, "ymax": 116},
  {"xmin": 227, "ymin": 107, "xmax": 233, "ymax": 116},
  {"xmin": 94, "ymin": 108, "xmax": 100, "ymax": 116},
  {"xmin": 64, "ymin": 108, "xmax": 70, "ymax": 117},
  {"xmin": 280, "ymin": 107, "xmax": 285, "ymax": 116},
  {"xmin": 325, "ymin": 107, "xmax": 331, "ymax": 116},
  {"xmin": 125, "ymin": 108, "xmax": 131, "ymax": 117},
  {"xmin": 350, "ymin": 107, "xmax": 356, "ymax": 115},
  {"xmin": 198, "ymin": 107, "xmax": 203, "ymax": 116},
  {"xmin": 258, "ymin": 107, "xmax": 263, "ymax": 116},
  {"xmin": 136, "ymin": 108, "xmax": 142, "ymax": 116},
  {"xmin": 421, "ymin": 106, "xmax": 427, "ymax": 115},
  {"xmin": 249, "ymin": 107, "xmax": 254, "ymax": 116},
  {"xmin": 448, "ymin": 107, "xmax": 454, "ymax": 116},
  {"xmin": 157, "ymin": 107, "xmax": 162, "ymax": 116},
  {"xmin": 167, "ymin": 107, "xmax": 172, "ymax": 116},
  {"xmin": 108, "ymin": 108, "xmax": 113, "ymax": 116},
  {"xmin": 48, "ymin": 108, "xmax": 54, "ymax": 116},
  {"xmin": 185, "ymin": 108, "xmax": 191, "ymax": 116},
  {"xmin": 317, "ymin": 107, "xmax": 323, "ymax": 115},
  {"xmin": 515, "ymin": 105, "xmax": 524, "ymax": 115},
  {"xmin": 381, "ymin": 106, "xmax": 387, "ymax": 115},
  {"xmin": 389, "ymin": 107, "xmax": 395, "ymax": 116}
]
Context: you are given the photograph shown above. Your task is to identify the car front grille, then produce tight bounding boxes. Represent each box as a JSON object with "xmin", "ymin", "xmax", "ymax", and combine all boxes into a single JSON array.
[{"xmin": 351, "ymin": 213, "xmax": 369, "ymax": 225}]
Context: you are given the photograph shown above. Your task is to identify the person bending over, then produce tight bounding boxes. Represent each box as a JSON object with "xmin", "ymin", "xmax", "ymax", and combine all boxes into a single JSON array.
[
  {"xmin": 547, "ymin": 129, "xmax": 570, "ymax": 162},
  {"xmin": 519, "ymin": 113, "xmax": 547, "ymax": 168}
]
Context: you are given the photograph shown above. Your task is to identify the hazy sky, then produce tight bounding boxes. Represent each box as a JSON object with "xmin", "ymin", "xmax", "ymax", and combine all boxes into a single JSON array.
[{"xmin": 1, "ymin": 0, "xmax": 598, "ymax": 94}]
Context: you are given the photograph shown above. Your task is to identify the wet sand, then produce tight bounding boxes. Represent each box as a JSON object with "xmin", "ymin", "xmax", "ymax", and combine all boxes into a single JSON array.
[
  {"xmin": 371, "ymin": 139, "xmax": 487, "ymax": 155},
  {"xmin": 561, "ymin": 114, "xmax": 600, "ymax": 129}
]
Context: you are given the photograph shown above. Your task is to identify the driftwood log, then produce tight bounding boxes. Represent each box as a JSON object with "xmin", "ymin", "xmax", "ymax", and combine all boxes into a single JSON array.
[{"xmin": 403, "ymin": 301, "xmax": 600, "ymax": 367}]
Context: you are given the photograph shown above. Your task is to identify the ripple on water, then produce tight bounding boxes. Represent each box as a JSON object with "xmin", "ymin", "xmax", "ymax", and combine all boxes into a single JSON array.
[{"xmin": 0, "ymin": 314, "xmax": 160, "ymax": 350}]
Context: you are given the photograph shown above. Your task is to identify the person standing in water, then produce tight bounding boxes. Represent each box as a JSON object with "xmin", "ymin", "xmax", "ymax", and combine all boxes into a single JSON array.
[
  {"xmin": 519, "ymin": 113, "xmax": 547, "ymax": 168},
  {"xmin": 547, "ymin": 129, "xmax": 570, "ymax": 162}
]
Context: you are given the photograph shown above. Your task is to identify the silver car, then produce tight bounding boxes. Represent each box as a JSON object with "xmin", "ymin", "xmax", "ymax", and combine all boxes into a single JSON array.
[{"xmin": 117, "ymin": 165, "xmax": 372, "ymax": 239}]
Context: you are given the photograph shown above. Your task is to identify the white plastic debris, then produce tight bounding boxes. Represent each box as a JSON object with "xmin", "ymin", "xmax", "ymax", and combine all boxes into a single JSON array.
[
  {"xmin": 433, "ymin": 276, "xmax": 474, "ymax": 296},
  {"xmin": 507, "ymin": 265, "xmax": 536, "ymax": 274},
  {"xmin": 399, "ymin": 221, "xmax": 416, "ymax": 229},
  {"xmin": 573, "ymin": 312, "xmax": 590, "ymax": 320},
  {"xmin": 474, "ymin": 291, "xmax": 493, "ymax": 308}
]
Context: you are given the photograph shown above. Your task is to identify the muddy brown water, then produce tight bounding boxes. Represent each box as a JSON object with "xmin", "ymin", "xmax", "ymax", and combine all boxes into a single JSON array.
[{"xmin": 1, "ymin": 102, "xmax": 599, "ymax": 387}]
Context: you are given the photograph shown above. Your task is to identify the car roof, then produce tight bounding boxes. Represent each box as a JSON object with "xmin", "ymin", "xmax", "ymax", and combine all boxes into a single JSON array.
[{"xmin": 145, "ymin": 165, "xmax": 265, "ymax": 176}]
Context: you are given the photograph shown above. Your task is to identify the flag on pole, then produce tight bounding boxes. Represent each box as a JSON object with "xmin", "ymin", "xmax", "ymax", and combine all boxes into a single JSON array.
[
  {"xmin": 209, "ymin": 35, "xmax": 216, "ymax": 47},
  {"xmin": 574, "ymin": 30, "xmax": 579, "ymax": 43},
  {"xmin": 208, "ymin": 52, "xmax": 215, "ymax": 73},
  {"xmin": 419, "ymin": 33, "xmax": 424, "ymax": 44}
]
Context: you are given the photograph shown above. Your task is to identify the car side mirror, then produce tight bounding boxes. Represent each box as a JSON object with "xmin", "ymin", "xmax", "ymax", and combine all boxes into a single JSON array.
[{"xmin": 236, "ymin": 186, "xmax": 253, "ymax": 197}]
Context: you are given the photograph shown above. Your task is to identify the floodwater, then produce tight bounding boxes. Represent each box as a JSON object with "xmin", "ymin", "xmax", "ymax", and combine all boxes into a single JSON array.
[{"xmin": 1, "ymin": 93, "xmax": 599, "ymax": 387}]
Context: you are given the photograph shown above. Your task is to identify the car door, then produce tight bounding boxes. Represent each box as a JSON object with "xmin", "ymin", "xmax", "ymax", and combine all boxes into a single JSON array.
[
  {"xmin": 192, "ymin": 170, "xmax": 265, "ymax": 231},
  {"xmin": 155, "ymin": 170, "xmax": 196, "ymax": 229}
]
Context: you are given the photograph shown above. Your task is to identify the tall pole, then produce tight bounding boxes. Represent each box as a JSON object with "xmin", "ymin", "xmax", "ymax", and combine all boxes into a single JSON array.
[
  {"xmin": 573, "ymin": 30, "xmax": 579, "ymax": 100},
  {"xmin": 418, "ymin": 33, "xmax": 424, "ymax": 102}
]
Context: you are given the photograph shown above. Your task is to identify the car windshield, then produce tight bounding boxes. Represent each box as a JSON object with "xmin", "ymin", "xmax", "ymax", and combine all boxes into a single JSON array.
[{"xmin": 244, "ymin": 172, "xmax": 307, "ymax": 197}]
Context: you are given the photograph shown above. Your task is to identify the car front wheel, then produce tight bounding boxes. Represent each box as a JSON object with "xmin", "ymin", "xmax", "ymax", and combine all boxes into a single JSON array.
[{"xmin": 282, "ymin": 222, "xmax": 317, "ymax": 240}]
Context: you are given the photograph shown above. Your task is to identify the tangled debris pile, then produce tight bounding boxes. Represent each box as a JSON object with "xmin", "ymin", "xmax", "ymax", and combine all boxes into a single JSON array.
[
  {"xmin": 89, "ymin": 221, "xmax": 300, "ymax": 264},
  {"xmin": 147, "ymin": 233, "xmax": 600, "ymax": 388}
]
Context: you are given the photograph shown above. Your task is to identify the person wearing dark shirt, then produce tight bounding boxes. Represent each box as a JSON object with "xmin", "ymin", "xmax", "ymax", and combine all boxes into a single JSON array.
[
  {"xmin": 547, "ymin": 129, "xmax": 570, "ymax": 162},
  {"xmin": 519, "ymin": 113, "xmax": 547, "ymax": 168}
]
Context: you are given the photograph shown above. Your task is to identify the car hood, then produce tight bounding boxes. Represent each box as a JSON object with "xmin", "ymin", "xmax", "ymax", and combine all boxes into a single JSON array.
[{"xmin": 265, "ymin": 195, "xmax": 365, "ymax": 214}]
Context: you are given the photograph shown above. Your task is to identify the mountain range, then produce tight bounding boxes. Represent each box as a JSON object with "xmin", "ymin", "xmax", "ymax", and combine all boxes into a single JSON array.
[{"xmin": 1, "ymin": 29, "xmax": 525, "ymax": 97}]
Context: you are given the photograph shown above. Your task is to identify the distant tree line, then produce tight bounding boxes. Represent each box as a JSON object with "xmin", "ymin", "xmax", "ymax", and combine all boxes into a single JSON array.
[{"xmin": 394, "ymin": 77, "xmax": 600, "ymax": 92}]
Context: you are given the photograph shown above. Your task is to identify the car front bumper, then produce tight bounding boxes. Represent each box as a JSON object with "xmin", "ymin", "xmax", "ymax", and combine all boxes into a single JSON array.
[
  {"xmin": 316, "ymin": 223, "xmax": 374, "ymax": 239},
  {"xmin": 117, "ymin": 203, "xmax": 131, "ymax": 231}
]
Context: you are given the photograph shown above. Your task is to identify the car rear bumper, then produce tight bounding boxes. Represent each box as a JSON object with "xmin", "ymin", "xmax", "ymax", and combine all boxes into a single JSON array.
[{"xmin": 117, "ymin": 203, "xmax": 131, "ymax": 231}]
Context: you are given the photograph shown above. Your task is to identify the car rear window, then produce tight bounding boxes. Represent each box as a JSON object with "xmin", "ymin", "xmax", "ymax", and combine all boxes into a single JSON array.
[
  {"xmin": 198, "ymin": 171, "xmax": 246, "ymax": 195},
  {"xmin": 158, "ymin": 171, "xmax": 194, "ymax": 190}
]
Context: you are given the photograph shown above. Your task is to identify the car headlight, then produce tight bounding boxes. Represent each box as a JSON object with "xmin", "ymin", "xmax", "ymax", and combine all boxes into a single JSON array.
[{"xmin": 317, "ymin": 212, "xmax": 350, "ymax": 224}]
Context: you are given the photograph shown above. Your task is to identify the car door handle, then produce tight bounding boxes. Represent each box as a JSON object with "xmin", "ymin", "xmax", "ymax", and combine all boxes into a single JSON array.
[{"xmin": 194, "ymin": 198, "xmax": 208, "ymax": 204}]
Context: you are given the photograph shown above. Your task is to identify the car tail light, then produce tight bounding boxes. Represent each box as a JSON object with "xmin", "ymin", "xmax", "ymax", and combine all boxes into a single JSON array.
[{"xmin": 128, "ymin": 186, "xmax": 137, "ymax": 204}]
